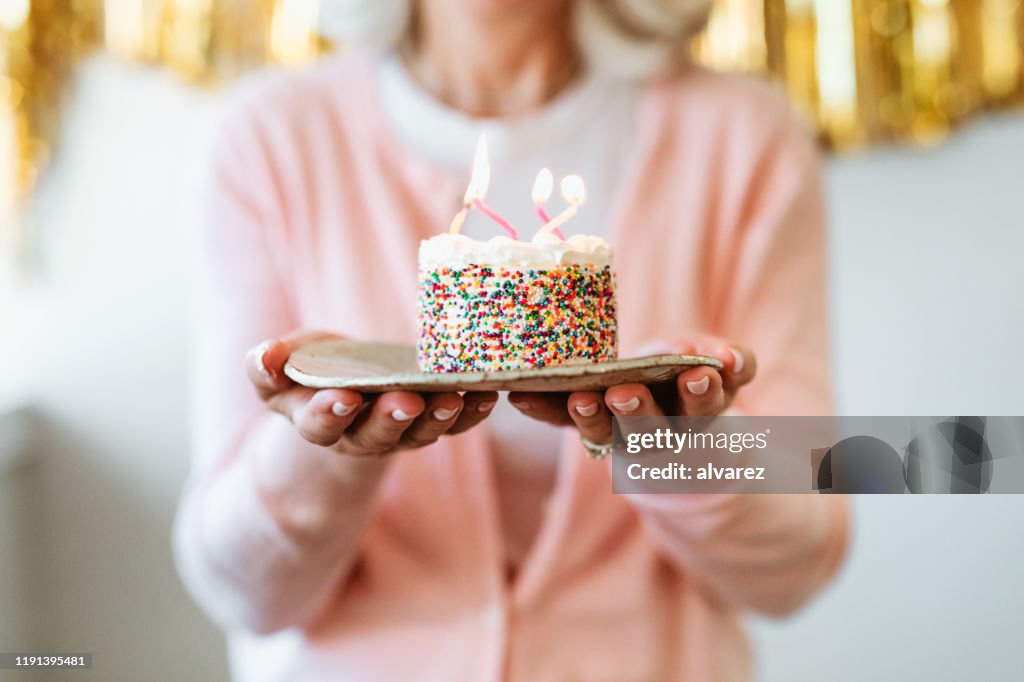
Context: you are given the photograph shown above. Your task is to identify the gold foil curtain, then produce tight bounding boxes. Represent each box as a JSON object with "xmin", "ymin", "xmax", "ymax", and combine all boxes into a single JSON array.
[
  {"xmin": 1, "ymin": 0, "xmax": 94, "ymax": 239},
  {"xmin": 698, "ymin": 0, "xmax": 1024, "ymax": 146},
  {"xmin": 3, "ymin": 1, "xmax": 1024, "ymax": 232},
  {"xmin": 1, "ymin": 0, "xmax": 329, "ymax": 232},
  {"xmin": 102, "ymin": 0, "xmax": 330, "ymax": 82}
]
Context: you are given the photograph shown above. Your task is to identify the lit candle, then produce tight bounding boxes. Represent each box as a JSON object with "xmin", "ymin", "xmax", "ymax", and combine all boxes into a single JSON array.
[
  {"xmin": 535, "ymin": 174, "xmax": 586, "ymax": 238},
  {"xmin": 448, "ymin": 135, "xmax": 518, "ymax": 240},
  {"xmin": 531, "ymin": 168, "xmax": 566, "ymax": 240}
]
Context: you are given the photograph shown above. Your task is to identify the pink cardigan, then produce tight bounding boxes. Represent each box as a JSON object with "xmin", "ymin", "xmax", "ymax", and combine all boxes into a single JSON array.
[{"xmin": 174, "ymin": 55, "xmax": 850, "ymax": 682}]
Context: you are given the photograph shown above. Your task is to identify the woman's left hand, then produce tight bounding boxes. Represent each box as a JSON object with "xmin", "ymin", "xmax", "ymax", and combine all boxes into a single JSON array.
[{"xmin": 508, "ymin": 338, "xmax": 756, "ymax": 447}]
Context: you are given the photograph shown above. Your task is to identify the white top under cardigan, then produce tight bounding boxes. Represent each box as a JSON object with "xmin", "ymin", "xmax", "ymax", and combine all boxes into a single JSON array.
[{"xmin": 378, "ymin": 52, "xmax": 640, "ymax": 459}]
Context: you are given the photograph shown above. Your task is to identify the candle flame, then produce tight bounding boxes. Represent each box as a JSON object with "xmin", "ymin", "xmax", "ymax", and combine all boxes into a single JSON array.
[
  {"xmin": 535, "ymin": 174, "xmax": 586, "ymax": 239},
  {"xmin": 463, "ymin": 134, "xmax": 491, "ymax": 204},
  {"xmin": 531, "ymin": 168, "xmax": 553, "ymax": 204},
  {"xmin": 560, "ymin": 174, "xmax": 586, "ymax": 205}
]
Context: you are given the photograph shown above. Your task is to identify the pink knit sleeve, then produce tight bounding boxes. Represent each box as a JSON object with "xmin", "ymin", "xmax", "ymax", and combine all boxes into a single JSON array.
[
  {"xmin": 626, "ymin": 103, "xmax": 850, "ymax": 616},
  {"xmin": 172, "ymin": 91, "xmax": 389, "ymax": 634}
]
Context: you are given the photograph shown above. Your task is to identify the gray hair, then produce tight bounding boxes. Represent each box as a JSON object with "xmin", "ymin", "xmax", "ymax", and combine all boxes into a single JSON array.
[{"xmin": 318, "ymin": 0, "xmax": 712, "ymax": 79}]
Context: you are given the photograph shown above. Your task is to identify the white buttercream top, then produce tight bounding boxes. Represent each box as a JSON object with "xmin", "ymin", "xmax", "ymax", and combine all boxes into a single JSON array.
[{"xmin": 418, "ymin": 232, "xmax": 613, "ymax": 269}]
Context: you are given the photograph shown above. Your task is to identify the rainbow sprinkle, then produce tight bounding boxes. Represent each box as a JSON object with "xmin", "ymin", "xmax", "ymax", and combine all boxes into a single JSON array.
[{"xmin": 417, "ymin": 263, "xmax": 618, "ymax": 372}]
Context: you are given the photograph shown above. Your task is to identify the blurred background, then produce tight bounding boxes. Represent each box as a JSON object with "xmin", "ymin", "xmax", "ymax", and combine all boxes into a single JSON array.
[{"xmin": 2, "ymin": 1, "xmax": 1023, "ymax": 680}]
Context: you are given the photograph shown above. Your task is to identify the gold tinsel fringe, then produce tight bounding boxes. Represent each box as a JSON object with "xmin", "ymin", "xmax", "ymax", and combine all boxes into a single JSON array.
[{"xmin": 3, "ymin": 0, "xmax": 1023, "ymax": 229}]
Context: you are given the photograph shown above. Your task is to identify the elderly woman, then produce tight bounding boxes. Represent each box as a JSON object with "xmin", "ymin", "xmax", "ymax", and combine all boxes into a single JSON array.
[{"xmin": 173, "ymin": 0, "xmax": 850, "ymax": 680}]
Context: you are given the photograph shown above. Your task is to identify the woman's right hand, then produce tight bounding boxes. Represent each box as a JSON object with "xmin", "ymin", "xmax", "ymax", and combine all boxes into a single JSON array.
[{"xmin": 246, "ymin": 332, "xmax": 497, "ymax": 458}]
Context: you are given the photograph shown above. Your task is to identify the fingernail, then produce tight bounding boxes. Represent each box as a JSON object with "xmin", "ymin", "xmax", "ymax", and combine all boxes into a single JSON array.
[
  {"xmin": 477, "ymin": 401, "xmax": 496, "ymax": 412},
  {"xmin": 391, "ymin": 409, "xmax": 416, "ymax": 422},
  {"xmin": 575, "ymin": 402, "xmax": 599, "ymax": 417},
  {"xmin": 255, "ymin": 342, "xmax": 275, "ymax": 380},
  {"xmin": 510, "ymin": 401, "xmax": 530, "ymax": 411},
  {"xmin": 433, "ymin": 407, "xmax": 459, "ymax": 421},
  {"xmin": 611, "ymin": 396, "xmax": 640, "ymax": 413},
  {"xmin": 332, "ymin": 402, "xmax": 357, "ymax": 417},
  {"xmin": 687, "ymin": 376, "xmax": 711, "ymax": 395},
  {"xmin": 730, "ymin": 348, "xmax": 745, "ymax": 374}
]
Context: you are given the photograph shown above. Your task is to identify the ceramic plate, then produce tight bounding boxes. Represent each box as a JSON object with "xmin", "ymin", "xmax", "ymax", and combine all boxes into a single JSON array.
[{"xmin": 284, "ymin": 339, "xmax": 723, "ymax": 393}]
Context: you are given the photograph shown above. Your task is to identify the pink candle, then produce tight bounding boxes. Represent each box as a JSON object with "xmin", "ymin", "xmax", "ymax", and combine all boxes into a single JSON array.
[
  {"xmin": 448, "ymin": 135, "xmax": 521, "ymax": 239},
  {"xmin": 535, "ymin": 206, "xmax": 565, "ymax": 240},
  {"xmin": 535, "ymin": 175, "xmax": 586, "ymax": 239},
  {"xmin": 471, "ymin": 198, "xmax": 519, "ymax": 240},
  {"xmin": 531, "ymin": 169, "xmax": 566, "ymax": 240}
]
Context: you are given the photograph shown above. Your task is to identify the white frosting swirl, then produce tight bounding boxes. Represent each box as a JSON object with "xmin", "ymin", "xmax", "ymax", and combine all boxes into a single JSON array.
[{"xmin": 419, "ymin": 232, "xmax": 612, "ymax": 269}]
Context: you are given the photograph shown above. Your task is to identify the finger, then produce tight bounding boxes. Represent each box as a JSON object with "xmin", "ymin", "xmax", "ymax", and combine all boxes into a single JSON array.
[
  {"xmin": 265, "ymin": 384, "xmax": 319, "ymax": 420},
  {"xmin": 289, "ymin": 389, "xmax": 364, "ymax": 447},
  {"xmin": 719, "ymin": 344, "xmax": 756, "ymax": 393},
  {"xmin": 604, "ymin": 384, "xmax": 664, "ymax": 418},
  {"xmin": 686, "ymin": 340, "xmax": 756, "ymax": 395},
  {"xmin": 399, "ymin": 393, "xmax": 465, "ymax": 449},
  {"xmin": 676, "ymin": 366, "xmax": 726, "ymax": 417},
  {"xmin": 508, "ymin": 392, "xmax": 572, "ymax": 426},
  {"xmin": 246, "ymin": 331, "xmax": 340, "ymax": 399},
  {"xmin": 567, "ymin": 391, "xmax": 613, "ymax": 445},
  {"xmin": 447, "ymin": 391, "xmax": 499, "ymax": 435},
  {"xmin": 339, "ymin": 391, "xmax": 425, "ymax": 456},
  {"xmin": 246, "ymin": 340, "xmax": 291, "ymax": 399}
]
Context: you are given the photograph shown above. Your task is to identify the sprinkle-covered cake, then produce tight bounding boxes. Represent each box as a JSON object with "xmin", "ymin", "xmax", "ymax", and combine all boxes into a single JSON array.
[{"xmin": 417, "ymin": 233, "xmax": 618, "ymax": 373}]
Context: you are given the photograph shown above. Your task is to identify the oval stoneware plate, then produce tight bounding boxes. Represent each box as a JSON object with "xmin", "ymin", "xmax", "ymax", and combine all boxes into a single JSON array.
[{"xmin": 284, "ymin": 339, "xmax": 724, "ymax": 393}]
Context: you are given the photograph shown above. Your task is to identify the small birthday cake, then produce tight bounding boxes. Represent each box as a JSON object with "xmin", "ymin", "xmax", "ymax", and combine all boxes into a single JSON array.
[{"xmin": 417, "ymin": 233, "xmax": 618, "ymax": 372}]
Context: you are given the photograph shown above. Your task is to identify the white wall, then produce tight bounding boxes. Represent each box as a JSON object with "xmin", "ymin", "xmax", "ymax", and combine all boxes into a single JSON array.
[
  {"xmin": 0, "ymin": 57, "xmax": 229, "ymax": 682},
  {"xmin": 751, "ymin": 119, "xmax": 1024, "ymax": 681},
  {"xmin": 0, "ymin": 409, "xmax": 39, "ymax": 674},
  {"xmin": 1, "ymin": 56, "xmax": 1022, "ymax": 681}
]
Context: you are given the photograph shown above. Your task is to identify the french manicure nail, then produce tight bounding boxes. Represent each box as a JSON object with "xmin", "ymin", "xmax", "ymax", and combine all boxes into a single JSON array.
[
  {"xmin": 433, "ymin": 407, "xmax": 459, "ymax": 421},
  {"xmin": 332, "ymin": 402, "xmax": 357, "ymax": 417},
  {"xmin": 730, "ymin": 348, "xmax": 745, "ymax": 374},
  {"xmin": 687, "ymin": 376, "xmax": 711, "ymax": 395},
  {"xmin": 611, "ymin": 396, "xmax": 640, "ymax": 413},
  {"xmin": 255, "ymin": 342, "xmax": 274, "ymax": 379},
  {"xmin": 575, "ymin": 402, "xmax": 599, "ymax": 417},
  {"xmin": 391, "ymin": 409, "xmax": 416, "ymax": 422},
  {"xmin": 477, "ymin": 401, "xmax": 496, "ymax": 412}
]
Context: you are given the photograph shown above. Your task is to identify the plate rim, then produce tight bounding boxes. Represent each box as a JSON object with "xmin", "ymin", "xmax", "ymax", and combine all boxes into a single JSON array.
[{"xmin": 284, "ymin": 346, "xmax": 724, "ymax": 391}]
